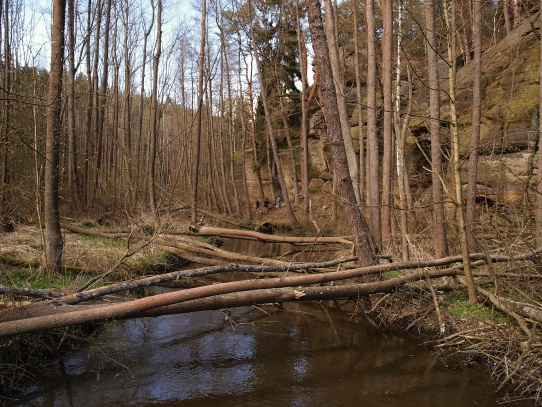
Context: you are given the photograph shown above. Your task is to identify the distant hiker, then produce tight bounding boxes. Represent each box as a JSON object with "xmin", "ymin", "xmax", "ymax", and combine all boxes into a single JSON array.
[
  {"xmin": 256, "ymin": 199, "xmax": 260, "ymax": 210},
  {"xmin": 263, "ymin": 198, "xmax": 270, "ymax": 211},
  {"xmin": 275, "ymin": 196, "xmax": 281, "ymax": 209}
]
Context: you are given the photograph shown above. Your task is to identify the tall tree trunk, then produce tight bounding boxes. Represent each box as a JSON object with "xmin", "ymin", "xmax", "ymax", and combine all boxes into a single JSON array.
[
  {"xmin": 136, "ymin": 9, "xmax": 154, "ymax": 202},
  {"xmin": 394, "ymin": 5, "xmax": 411, "ymax": 261},
  {"xmin": 148, "ymin": 0, "xmax": 162, "ymax": 217},
  {"xmin": 353, "ymin": 0, "xmax": 365, "ymax": 202},
  {"xmin": 537, "ymin": 0, "xmax": 542, "ymax": 248},
  {"xmin": 323, "ymin": 0, "xmax": 361, "ymax": 206},
  {"xmin": 44, "ymin": 0, "xmax": 66, "ymax": 274},
  {"xmin": 380, "ymin": 0, "xmax": 393, "ymax": 247},
  {"xmin": 91, "ymin": 0, "xmax": 103, "ymax": 200},
  {"xmin": 237, "ymin": 49, "xmax": 253, "ymax": 218},
  {"xmin": 425, "ymin": 0, "xmax": 449, "ymax": 258},
  {"xmin": 444, "ymin": 0, "xmax": 477, "ymax": 305},
  {"xmin": 191, "ymin": 0, "xmax": 206, "ymax": 223},
  {"xmin": 0, "ymin": 0, "xmax": 8, "ymax": 216},
  {"xmin": 307, "ymin": 0, "xmax": 375, "ymax": 265},
  {"xmin": 289, "ymin": 0, "xmax": 310, "ymax": 216},
  {"xmin": 84, "ymin": 0, "xmax": 93, "ymax": 207},
  {"xmin": 220, "ymin": 35, "xmax": 242, "ymax": 216},
  {"xmin": 366, "ymin": 0, "xmax": 381, "ymax": 249},
  {"xmin": 111, "ymin": 7, "xmax": 120, "ymax": 213},
  {"xmin": 67, "ymin": 0, "xmax": 81, "ymax": 211},
  {"xmin": 279, "ymin": 97, "xmax": 300, "ymax": 206},
  {"xmin": 96, "ymin": 0, "xmax": 112, "ymax": 196},
  {"xmin": 467, "ymin": 0, "xmax": 482, "ymax": 251},
  {"xmin": 122, "ymin": 0, "xmax": 133, "ymax": 202}
]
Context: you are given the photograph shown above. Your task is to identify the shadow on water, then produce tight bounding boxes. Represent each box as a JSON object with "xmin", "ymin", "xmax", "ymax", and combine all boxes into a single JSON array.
[{"xmin": 9, "ymin": 238, "xmax": 536, "ymax": 407}]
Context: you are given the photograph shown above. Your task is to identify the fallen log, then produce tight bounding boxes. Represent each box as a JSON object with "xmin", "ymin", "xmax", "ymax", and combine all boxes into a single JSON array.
[
  {"xmin": 2, "ymin": 248, "xmax": 542, "ymax": 337},
  {"xmin": 476, "ymin": 285, "xmax": 542, "ymax": 325},
  {"xmin": 60, "ymin": 223, "xmax": 296, "ymax": 266},
  {"xmin": 0, "ymin": 266, "xmax": 462, "ymax": 337},
  {"xmin": 192, "ymin": 225, "xmax": 353, "ymax": 246}
]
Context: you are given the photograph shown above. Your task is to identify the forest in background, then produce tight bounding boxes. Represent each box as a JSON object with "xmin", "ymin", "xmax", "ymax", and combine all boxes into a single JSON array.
[
  {"xmin": 0, "ymin": 0, "xmax": 542, "ymax": 275},
  {"xmin": 4, "ymin": 1, "xmax": 542, "ymax": 402}
]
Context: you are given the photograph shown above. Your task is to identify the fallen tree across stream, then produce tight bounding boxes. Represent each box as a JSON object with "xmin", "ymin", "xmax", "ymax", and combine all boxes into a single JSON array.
[
  {"xmin": 59, "ymin": 223, "xmax": 351, "ymax": 266},
  {"xmin": 1, "ymin": 247, "xmax": 542, "ymax": 338}
]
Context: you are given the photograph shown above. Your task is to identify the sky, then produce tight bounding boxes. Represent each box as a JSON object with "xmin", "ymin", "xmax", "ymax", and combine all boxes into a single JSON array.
[{"xmin": 26, "ymin": 0, "xmax": 198, "ymax": 70}]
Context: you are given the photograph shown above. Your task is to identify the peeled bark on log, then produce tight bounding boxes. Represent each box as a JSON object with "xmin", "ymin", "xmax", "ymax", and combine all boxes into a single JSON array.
[
  {"xmin": 3, "ymin": 241, "xmax": 542, "ymax": 337},
  {"xmin": 192, "ymin": 226, "xmax": 353, "ymax": 246},
  {"xmin": 53, "ymin": 257, "xmax": 356, "ymax": 305},
  {"xmin": 0, "ymin": 266, "xmax": 461, "ymax": 337},
  {"xmin": 0, "ymin": 286, "xmax": 65, "ymax": 299},
  {"xmin": 60, "ymin": 223, "xmax": 295, "ymax": 266},
  {"xmin": 476, "ymin": 285, "xmax": 542, "ymax": 325}
]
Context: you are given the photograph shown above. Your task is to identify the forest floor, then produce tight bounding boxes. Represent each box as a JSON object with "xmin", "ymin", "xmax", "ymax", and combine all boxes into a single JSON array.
[{"xmin": 0, "ymin": 211, "xmax": 542, "ymax": 405}]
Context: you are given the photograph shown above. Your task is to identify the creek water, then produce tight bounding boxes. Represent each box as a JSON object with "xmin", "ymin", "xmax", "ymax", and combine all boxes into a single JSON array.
[{"xmin": 9, "ymin": 240, "xmax": 536, "ymax": 407}]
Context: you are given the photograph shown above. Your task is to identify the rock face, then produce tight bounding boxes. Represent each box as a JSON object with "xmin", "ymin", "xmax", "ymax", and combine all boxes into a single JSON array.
[{"xmin": 242, "ymin": 14, "xmax": 541, "ymax": 211}]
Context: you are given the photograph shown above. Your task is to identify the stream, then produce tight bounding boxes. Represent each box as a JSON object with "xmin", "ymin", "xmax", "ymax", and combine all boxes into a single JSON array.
[{"xmin": 9, "ymin": 239, "xmax": 536, "ymax": 406}]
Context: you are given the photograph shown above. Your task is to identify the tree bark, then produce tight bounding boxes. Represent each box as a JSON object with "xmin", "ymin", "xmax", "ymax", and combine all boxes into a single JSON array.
[
  {"xmin": 191, "ymin": 0, "xmax": 206, "ymax": 223},
  {"xmin": 67, "ymin": 0, "xmax": 81, "ymax": 211},
  {"xmin": 425, "ymin": 0, "xmax": 449, "ymax": 258},
  {"xmin": 537, "ymin": 0, "xmax": 542, "ymax": 248},
  {"xmin": 467, "ymin": 0, "xmax": 483, "ymax": 251},
  {"xmin": 366, "ymin": 0, "xmax": 381, "ymax": 249},
  {"xmin": 323, "ymin": 0, "xmax": 361, "ymax": 206},
  {"xmin": 0, "ymin": 0, "xmax": 9, "ymax": 217},
  {"xmin": 44, "ymin": 0, "xmax": 66, "ymax": 274},
  {"xmin": 307, "ymin": 0, "xmax": 375, "ymax": 265},
  {"xmin": 380, "ymin": 0, "xmax": 394, "ymax": 248},
  {"xmin": 292, "ymin": 0, "xmax": 310, "ymax": 216},
  {"xmin": 352, "ymin": 0, "xmax": 365, "ymax": 204},
  {"xmin": 444, "ymin": 0, "xmax": 477, "ymax": 305},
  {"xmin": 148, "ymin": 0, "xmax": 162, "ymax": 216}
]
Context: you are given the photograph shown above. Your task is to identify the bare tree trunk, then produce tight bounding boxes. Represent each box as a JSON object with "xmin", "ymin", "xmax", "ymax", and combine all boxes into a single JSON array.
[
  {"xmin": 307, "ymin": 0, "xmax": 375, "ymax": 265},
  {"xmin": 394, "ymin": 6, "xmax": 411, "ymax": 261},
  {"xmin": 148, "ymin": 0, "xmax": 162, "ymax": 217},
  {"xmin": 467, "ymin": 0, "xmax": 482, "ymax": 251},
  {"xmin": 191, "ymin": 0, "xmax": 206, "ymax": 223},
  {"xmin": 122, "ymin": 0, "xmax": 133, "ymax": 203},
  {"xmin": 381, "ymin": 0, "xmax": 393, "ymax": 247},
  {"xmin": 537, "ymin": 0, "xmax": 542, "ymax": 248},
  {"xmin": 95, "ymin": 0, "xmax": 112, "ymax": 197},
  {"xmin": 0, "ymin": 0, "xmax": 8, "ymax": 216},
  {"xmin": 279, "ymin": 97, "xmax": 300, "ymax": 205},
  {"xmin": 352, "ymin": 0, "xmax": 365, "ymax": 203},
  {"xmin": 425, "ymin": 0, "xmax": 449, "ymax": 258},
  {"xmin": 366, "ymin": 0, "xmax": 381, "ymax": 249},
  {"xmin": 136, "ymin": 6, "xmax": 154, "ymax": 204},
  {"xmin": 83, "ymin": 0, "xmax": 93, "ymax": 207},
  {"xmin": 444, "ymin": 0, "xmax": 477, "ymax": 305},
  {"xmin": 66, "ymin": 0, "xmax": 81, "ymax": 211},
  {"xmin": 290, "ymin": 0, "xmax": 310, "ymax": 216},
  {"xmin": 503, "ymin": 0, "xmax": 512, "ymax": 36},
  {"xmin": 220, "ymin": 33, "xmax": 242, "ymax": 216},
  {"xmin": 44, "ymin": 0, "xmax": 66, "ymax": 274},
  {"xmin": 237, "ymin": 48, "xmax": 253, "ymax": 218},
  {"xmin": 323, "ymin": 0, "xmax": 361, "ymax": 206}
]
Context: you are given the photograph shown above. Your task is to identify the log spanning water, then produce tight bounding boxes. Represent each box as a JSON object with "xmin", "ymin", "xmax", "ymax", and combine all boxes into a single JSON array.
[{"xmin": 1, "ymin": 225, "xmax": 542, "ymax": 338}]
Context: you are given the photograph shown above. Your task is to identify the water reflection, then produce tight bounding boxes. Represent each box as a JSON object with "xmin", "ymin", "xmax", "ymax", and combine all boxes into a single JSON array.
[
  {"xmin": 10, "ymin": 302, "xmax": 534, "ymax": 407},
  {"xmin": 220, "ymin": 238, "xmax": 339, "ymax": 263}
]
